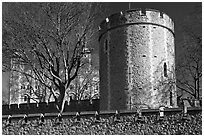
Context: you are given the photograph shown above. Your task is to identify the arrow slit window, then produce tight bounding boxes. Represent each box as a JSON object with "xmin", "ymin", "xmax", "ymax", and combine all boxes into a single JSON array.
[
  {"xmin": 164, "ymin": 62, "xmax": 168, "ymax": 77},
  {"xmin": 104, "ymin": 40, "xmax": 108, "ymax": 53}
]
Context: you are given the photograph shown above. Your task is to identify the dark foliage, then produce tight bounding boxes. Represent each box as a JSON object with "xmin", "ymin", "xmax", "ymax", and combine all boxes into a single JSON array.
[{"xmin": 2, "ymin": 112, "xmax": 202, "ymax": 135}]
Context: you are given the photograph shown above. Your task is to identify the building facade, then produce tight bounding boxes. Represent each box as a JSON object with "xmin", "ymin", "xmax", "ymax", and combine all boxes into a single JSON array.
[
  {"xmin": 9, "ymin": 59, "xmax": 49, "ymax": 104},
  {"xmin": 8, "ymin": 48, "xmax": 99, "ymax": 105},
  {"xmin": 99, "ymin": 9, "xmax": 177, "ymax": 110}
]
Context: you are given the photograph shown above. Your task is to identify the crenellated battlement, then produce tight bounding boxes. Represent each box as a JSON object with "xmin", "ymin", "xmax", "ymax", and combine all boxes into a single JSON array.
[{"xmin": 99, "ymin": 9, "xmax": 174, "ymax": 41}]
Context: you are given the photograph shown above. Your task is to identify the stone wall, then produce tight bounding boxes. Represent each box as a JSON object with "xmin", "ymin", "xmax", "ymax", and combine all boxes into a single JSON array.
[
  {"xmin": 99, "ymin": 9, "xmax": 177, "ymax": 110},
  {"xmin": 2, "ymin": 99, "xmax": 100, "ymax": 115}
]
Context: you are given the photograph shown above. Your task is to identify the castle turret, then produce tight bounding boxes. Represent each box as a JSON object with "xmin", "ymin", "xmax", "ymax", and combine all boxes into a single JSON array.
[{"xmin": 99, "ymin": 9, "xmax": 177, "ymax": 110}]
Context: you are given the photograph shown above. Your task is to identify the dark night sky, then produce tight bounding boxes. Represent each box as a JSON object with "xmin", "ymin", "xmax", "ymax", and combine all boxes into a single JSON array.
[
  {"xmin": 107, "ymin": 2, "xmax": 199, "ymax": 20},
  {"xmin": 106, "ymin": 2, "xmax": 201, "ymax": 38}
]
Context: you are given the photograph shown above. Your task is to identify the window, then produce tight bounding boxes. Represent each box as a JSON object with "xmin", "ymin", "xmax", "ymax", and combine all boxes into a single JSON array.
[
  {"xmin": 35, "ymin": 85, "xmax": 38, "ymax": 89},
  {"xmin": 170, "ymin": 91, "xmax": 173, "ymax": 106},
  {"xmin": 84, "ymin": 85, "xmax": 88, "ymax": 90},
  {"xmin": 21, "ymin": 85, "xmax": 25, "ymax": 89},
  {"xmin": 160, "ymin": 12, "xmax": 164, "ymax": 18},
  {"xmin": 24, "ymin": 95, "xmax": 27, "ymax": 101},
  {"xmin": 83, "ymin": 54, "xmax": 88, "ymax": 58},
  {"xmin": 105, "ymin": 40, "xmax": 108, "ymax": 52},
  {"xmin": 27, "ymin": 85, "xmax": 31, "ymax": 90},
  {"xmin": 164, "ymin": 62, "xmax": 168, "ymax": 77},
  {"xmin": 95, "ymin": 85, "xmax": 99, "ymax": 91},
  {"xmin": 128, "ymin": 66, "xmax": 132, "ymax": 84}
]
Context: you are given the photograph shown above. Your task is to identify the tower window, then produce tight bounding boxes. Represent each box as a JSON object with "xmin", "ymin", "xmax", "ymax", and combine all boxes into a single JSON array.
[
  {"xmin": 164, "ymin": 62, "xmax": 168, "ymax": 77},
  {"xmin": 104, "ymin": 40, "xmax": 108, "ymax": 52},
  {"xmin": 128, "ymin": 66, "xmax": 132, "ymax": 84},
  {"xmin": 24, "ymin": 95, "xmax": 27, "ymax": 101},
  {"xmin": 170, "ymin": 91, "xmax": 173, "ymax": 106}
]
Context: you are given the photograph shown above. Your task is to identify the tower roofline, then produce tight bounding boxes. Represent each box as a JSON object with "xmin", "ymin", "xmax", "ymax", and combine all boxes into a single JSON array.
[{"xmin": 98, "ymin": 8, "xmax": 174, "ymax": 41}]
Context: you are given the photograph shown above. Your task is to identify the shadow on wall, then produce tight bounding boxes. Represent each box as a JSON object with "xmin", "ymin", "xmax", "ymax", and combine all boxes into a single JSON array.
[{"xmin": 2, "ymin": 99, "xmax": 100, "ymax": 115}]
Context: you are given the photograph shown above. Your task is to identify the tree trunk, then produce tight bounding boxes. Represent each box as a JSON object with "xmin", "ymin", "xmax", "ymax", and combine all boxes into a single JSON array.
[
  {"xmin": 197, "ymin": 79, "xmax": 199, "ymax": 99},
  {"xmin": 196, "ymin": 64, "xmax": 200, "ymax": 100},
  {"xmin": 58, "ymin": 84, "xmax": 66, "ymax": 113},
  {"xmin": 194, "ymin": 64, "xmax": 200, "ymax": 100}
]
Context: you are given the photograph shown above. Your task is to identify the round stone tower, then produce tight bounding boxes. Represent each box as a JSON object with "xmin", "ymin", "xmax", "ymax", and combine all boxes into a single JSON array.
[{"xmin": 99, "ymin": 9, "xmax": 177, "ymax": 110}]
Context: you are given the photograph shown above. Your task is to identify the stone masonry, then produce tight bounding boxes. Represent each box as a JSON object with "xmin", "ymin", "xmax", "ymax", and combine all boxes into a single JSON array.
[{"xmin": 99, "ymin": 9, "xmax": 177, "ymax": 110}]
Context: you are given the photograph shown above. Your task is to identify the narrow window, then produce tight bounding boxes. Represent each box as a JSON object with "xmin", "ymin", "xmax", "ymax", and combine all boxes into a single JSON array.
[
  {"xmin": 95, "ymin": 85, "xmax": 99, "ymax": 90},
  {"xmin": 24, "ymin": 95, "xmax": 27, "ymax": 101},
  {"xmin": 128, "ymin": 66, "xmax": 132, "ymax": 84},
  {"xmin": 35, "ymin": 85, "xmax": 38, "ymax": 89},
  {"xmin": 105, "ymin": 40, "xmax": 108, "ymax": 52},
  {"xmin": 164, "ymin": 62, "xmax": 168, "ymax": 77},
  {"xmin": 85, "ymin": 85, "xmax": 88, "ymax": 90},
  {"xmin": 170, "ymin": 91, "xmax": 173, "ymax": 106}
]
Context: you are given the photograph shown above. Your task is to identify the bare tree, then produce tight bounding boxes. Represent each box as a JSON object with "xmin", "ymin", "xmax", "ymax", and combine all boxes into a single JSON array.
[
  {"xmin": 2, "ymin": 2, "xmax": 103, "ymax": 113},
  {"xmin": 176, "ymin": 6, "xmax": 202, "ymax": 100},
  {"xmin": 176, "ymin": 35, "xmax": 202, "ymax": 99},
  {"xmin": 71, "ymin": 65, "xmax": 99, "ymax": 101}
]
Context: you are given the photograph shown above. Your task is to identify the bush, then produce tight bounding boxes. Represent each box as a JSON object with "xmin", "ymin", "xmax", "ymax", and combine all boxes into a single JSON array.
[{"xmin": 2, "ymin": 112, "xmax": 202, "ymax": 135}]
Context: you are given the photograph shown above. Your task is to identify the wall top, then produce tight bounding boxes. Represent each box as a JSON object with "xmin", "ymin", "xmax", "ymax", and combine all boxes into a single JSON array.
[{"xmin": 99, "ymin": 8, "xmax": 174, "ymax": 41}]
